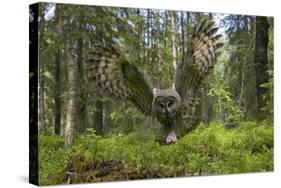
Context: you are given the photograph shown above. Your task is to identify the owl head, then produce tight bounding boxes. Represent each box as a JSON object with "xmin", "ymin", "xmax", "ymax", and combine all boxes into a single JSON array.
[{"xmin": 152, "ymin": 87, "xmax": 181, "ymax": 118}]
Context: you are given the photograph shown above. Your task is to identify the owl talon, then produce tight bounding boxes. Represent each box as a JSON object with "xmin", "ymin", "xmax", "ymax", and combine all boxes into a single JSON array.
[{"xmin": 166, "ymin": 131, "xmax": 177, "ymax": 144}]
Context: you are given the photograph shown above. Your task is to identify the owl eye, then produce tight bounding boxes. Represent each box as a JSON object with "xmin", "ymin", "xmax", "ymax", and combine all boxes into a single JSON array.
[
  {"xmin": 159, "ymin": 103, "xmax": 165, "ymax": 108},
  {"xmin": 167, "ymin": 100, "xmax": 174, "ymax": 107}
]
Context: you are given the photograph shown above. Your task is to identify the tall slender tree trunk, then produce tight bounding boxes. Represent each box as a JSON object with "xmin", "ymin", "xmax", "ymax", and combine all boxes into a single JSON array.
[
  {"xmin": 237, "ymin": 16, "xmax": 250, "ymax": 109},
  {"xmin": 136, "ymin": 8, "xmax": 144, "ymax": 63},
  {"xmin": 146, "ymin": 9, "xmax": 151, "ymax": 63},
  {"xmin": 255, "ymin": 16, "xmax": 269, "ymax": 120},
  {"xmin": 151, "ymin": 11, "xmax": 156, "ymax": 67},
  {"xmin": 155, "ymin": 10, "xmax": 161, "ymax": 85},
  {"xmin": 60, "ymin": 28, "xmax": 69, "ymax": 136},
  {"xmin": 65, "ymin": 44, "xmax": 77, "ymax": 148},
  {"xmin": 170, "ymin": 11, "xmax": 177, "ymax": 71},
  {"xmin": 238, "ymin": 60, "xmax": 245, "ymax": 107},
  {"xmin": 180, "ymin": 11, "xmax": 185, "ymax": 57},
  {"xmin": 54, "ymin": 49, "xmax": 61, "ymax": 135},
  {"xmin": 94, "ymin": 99, "xmax": 103, "ymax": 136},
  {"xmin": 54, "ymin": 5, "xmax": 62, "ymax": 135},
  {"xmin": 185, "ymin": 12, "xmax": 191, "ymax": 54},
  {"xmin": 103, "ymin": 100, "xmax": 113, "ymax": 134},
  {"xmin": 164, "ymin": 11, "xmax": 169, "ymax": 48},
  {"xmin": 76, "ymin": 37, "xmax": 86, "ymax": 133}
]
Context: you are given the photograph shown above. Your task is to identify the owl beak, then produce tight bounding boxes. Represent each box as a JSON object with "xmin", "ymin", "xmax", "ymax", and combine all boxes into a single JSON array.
[{"xmin": 165, "ymin": 109, "xmax": 169, "ymax": 116}]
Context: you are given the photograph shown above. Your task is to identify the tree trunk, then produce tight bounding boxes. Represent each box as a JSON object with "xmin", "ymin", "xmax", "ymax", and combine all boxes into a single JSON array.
[
  {"xmin": 54, "ymin": 6, "xmax": 62, "ymax": 135},
  {"xmin": 185, "ymin": 12, "xmax": 191, "ymax": 54},
  {"xmin": 155, "ymin": 10, "xmax": 161, "ymax": 85},
  {"xmin": 164, "ymin": 11, "xmax": 169, "ymax": 48},
  {"xmin": 238, "ymin": 17, "xmax": 249, "ymax": 109},
  {"xmin": 254, "ymin": 16, "xmax": 269, "ymax": 120},
  {"xmin": 54, "ymin": 49, "xmax": 61, "ymax": 135},
  {"xmin": 65, "ymin": 44, "xmax": 77, "ymax": 148},
  {"xmin": 103, "ymin": 100, "xmax": 113, "ymax": 134},
  {"xmin": 146, "ymin": 9, "xmax": 151, "ymax": 63},
  {"xmin": 238, "ymin": 60, "xmax": 246, "ymax": 108},
  {"xmin": 170, "ymin": 11, "xmax": 177, "ymax": 71},
  {"xmin": 136, "ymin": 8, "xmax": 144, "ymax": 63},
  {"xmin": 201, "ymin": 87, "xmax": 213, "ymax": 123},
  {"xmin": 76, "ymin": 37, "xmax": 86, "ymax": 133},
  {"xmin": 180, "ymin": 11, "xmax": 185, "ymax": 57},
  {"xmin": 94, "ymin": 99, "xmax": 103, "ymax": 136}
]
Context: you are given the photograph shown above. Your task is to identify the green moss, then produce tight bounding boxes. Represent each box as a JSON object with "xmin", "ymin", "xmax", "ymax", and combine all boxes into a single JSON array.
[{"xmin": 39, "ymin": 121, "xmax": 273, "ymax": 185}]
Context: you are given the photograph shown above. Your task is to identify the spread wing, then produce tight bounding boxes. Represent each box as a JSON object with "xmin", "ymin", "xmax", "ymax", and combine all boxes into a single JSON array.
[
  {"xmin": 174, "ymin": 19, "xmax": 223, "ymax": 113},
  {"xmin": 86, "ymin": 43, "xmax": 154, "ymax": 115}
]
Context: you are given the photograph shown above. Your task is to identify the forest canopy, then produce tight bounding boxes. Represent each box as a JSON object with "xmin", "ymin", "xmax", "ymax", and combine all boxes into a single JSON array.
[{"xmin": 29, "ymin": 2, "xmax": 274, "ymax": 185}]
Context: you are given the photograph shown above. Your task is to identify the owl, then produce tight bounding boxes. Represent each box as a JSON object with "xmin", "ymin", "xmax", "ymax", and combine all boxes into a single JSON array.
[{"xmin": 87, "ymin": 19, "xmax": 223, "ymax": 143}]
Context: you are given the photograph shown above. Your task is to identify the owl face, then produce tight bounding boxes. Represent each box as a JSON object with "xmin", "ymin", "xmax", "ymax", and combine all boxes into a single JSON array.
[{"xmin": 152, "ymin": 88, "xmax": 181, "ymax": 118}]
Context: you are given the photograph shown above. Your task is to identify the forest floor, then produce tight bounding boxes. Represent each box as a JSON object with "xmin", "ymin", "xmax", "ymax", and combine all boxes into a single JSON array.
[{"xmin": 39, "ymin": 121, "xmax": 273, "ymax": 185}]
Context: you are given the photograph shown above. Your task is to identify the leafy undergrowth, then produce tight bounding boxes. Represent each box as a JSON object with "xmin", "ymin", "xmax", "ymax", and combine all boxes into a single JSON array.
[{"xmin": 39, "ymin": 121, "xmax": 273, "ymax": 185}]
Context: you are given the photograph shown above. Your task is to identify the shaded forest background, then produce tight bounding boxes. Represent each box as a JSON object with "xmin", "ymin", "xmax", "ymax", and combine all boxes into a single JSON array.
[{"xmin": 29, "ymin": 3, "xmax": 274, "ymax": 185}]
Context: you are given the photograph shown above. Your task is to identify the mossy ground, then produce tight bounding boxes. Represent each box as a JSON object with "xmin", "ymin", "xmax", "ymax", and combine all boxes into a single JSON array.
[{"xmin": 39, "ymin": 121, "xmax": 273, "ymax": 185}]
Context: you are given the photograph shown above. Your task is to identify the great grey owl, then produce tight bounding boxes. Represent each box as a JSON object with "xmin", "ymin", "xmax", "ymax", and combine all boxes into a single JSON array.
[{"xmin": 87, "ymin": 19, "xmax": 223, "ymax": 143}]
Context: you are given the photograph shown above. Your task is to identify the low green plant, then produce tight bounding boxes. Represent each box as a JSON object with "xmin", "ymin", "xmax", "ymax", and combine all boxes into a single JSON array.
[
  {"xmin": 39, "ymin": 121, "xmax": 273, "ymax": 185},
  {"xmin": 39, "ymin": 135, "xmax": 69, "ymax": 185}
]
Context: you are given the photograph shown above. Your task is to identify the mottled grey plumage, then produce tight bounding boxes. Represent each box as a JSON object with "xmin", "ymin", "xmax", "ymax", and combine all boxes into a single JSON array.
[
  {"xmin": 87, "ymin": 44, "xmax": 154, "ymax": 115},
  {"xmin": 87, "ymin": 19, "xmax": 223, "ymax": 143}
]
